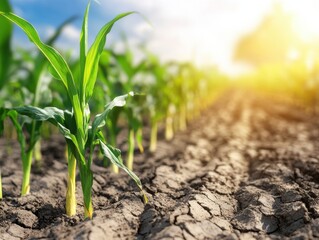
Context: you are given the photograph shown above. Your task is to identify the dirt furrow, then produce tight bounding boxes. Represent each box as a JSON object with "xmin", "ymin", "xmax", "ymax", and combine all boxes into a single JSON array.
[
  {"xmin": 1, "ymin": 90, "xmax": 319, "ymax": 239},
  {"xmin": 136, "ymin": 92, "xmax": 254, "ymax": 240},
  {"xmin": 231, "ymin": 95, "xmax": 319, "ymax": 240}
]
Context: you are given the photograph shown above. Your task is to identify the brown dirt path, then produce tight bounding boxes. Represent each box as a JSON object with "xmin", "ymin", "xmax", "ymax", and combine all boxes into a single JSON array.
[{"xmin": 1, "ymin": 90, "xmax": 319, "ymax": 239}]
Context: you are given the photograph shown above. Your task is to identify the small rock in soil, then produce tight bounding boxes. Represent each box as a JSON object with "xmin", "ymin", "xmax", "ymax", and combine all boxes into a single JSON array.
[
  {"xmin": 188, "ymin": 200, "xmax": 211, "ymax": 221},
  {"xmin": 194, "ymin": 194, "xmax": 221, "ymax": 216},
  {"xmin": 7, "ymin": 223, "xmax": 31, "ymax": 238},
  {"xmin": 183, "ymin": 220, "xmax": 222, "ymax": 239},
  {"xmin": 175, "ymin": 214, "xmax": 193, "ymax": 224},
  {"xmin": 152, "ymin": 225, "xmax": 184, "ymax": 239},
  {"xmin": 232, "ymin": 208, "xmax": 278, "ymax": 233},
  {"xmin": 14, "ymin": 209, "xmax": 38, "ymax": 228},
  {"xmin": 211, "ymin": 216, "xmax": 232, "ymax": 231}
]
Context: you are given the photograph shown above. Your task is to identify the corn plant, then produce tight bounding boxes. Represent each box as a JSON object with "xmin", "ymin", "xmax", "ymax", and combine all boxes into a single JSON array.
[
  {"xmin": 0, "ymin": 0, "xmax": 12, "ymax": 199},
  {"xmin": 98, "ymin": 46, "xmax": 146, "ymax": 171},
  {"xmin": 0, "ymin": 2, "xmax": 146, "ymax": 219},
  {"xmin": 18, "ymin": 16, "xmax": 76, "ymax": 168},
  {"xmin": 0, "ymin": 15, "xmax": 75, "ymax": 196},
  {"xmin": 140, "ymin": 52, "xmax": 171, "ymax": 151}
]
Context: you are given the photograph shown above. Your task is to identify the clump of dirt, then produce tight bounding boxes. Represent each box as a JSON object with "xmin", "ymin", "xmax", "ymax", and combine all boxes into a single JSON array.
[{"xmin": 1, "ymin": 90, "xmax": 319, "ymax": 239}]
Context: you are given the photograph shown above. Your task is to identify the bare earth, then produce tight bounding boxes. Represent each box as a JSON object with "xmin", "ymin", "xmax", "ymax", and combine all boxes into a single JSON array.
[{"xmin": 1, "ymin": 90, "xmax": 319, "ymax": 240}]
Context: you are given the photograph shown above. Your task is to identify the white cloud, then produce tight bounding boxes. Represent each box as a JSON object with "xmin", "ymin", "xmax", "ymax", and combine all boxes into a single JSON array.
[
  {"xmin": 94, "ymin": 0, "xmax": 319, "ymax": 74},
  {"xmin": 13, "ymin": 0, "xmax": 319, "ymax": 75},
  {"xmin": 133, "ymin": 22, "xmax": 152, "ymax": 35},
  {"xmin": 94, "ymin": 0, "xmax": 276, "ymax": 74},
  {"xmin": 62, "ymin": 25, "xmax": 81, "ymax": 42},
  {"xmin": 51, "ymin": 25, "xmax": 81, "ymax": 56}
]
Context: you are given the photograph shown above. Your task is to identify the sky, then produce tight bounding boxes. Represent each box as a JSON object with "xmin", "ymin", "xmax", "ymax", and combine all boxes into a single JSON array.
[{"xmin": 9, "ymin": 0, "xmax": 319, "ymax": 75}]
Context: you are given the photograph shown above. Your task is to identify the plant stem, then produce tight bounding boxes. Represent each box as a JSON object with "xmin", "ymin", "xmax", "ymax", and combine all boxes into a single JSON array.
[
  {"xmin": 126, "ymin": 129, "xmax": 135, "ymax": 170},
  {"xmin": 149, "ymin": 121, "xmax": 157, "ymax": 153},
  {"xmin": 34, "ymin": 140, "xmax": 42, "ymax": 169},
  {"xmin": 179, "ymin": 105, "xmax": 187, "ymax": 131},
  {"xmin": 136, "ymin": 128, "xmax": 144, "ymax": 153},
  {"xmin": 21, "ymin": 150, "xmax": 33, "ymax": 196},
  {"xmin": 64, "ymin": 147, "xmax": 68, "ymax": 162},
  {"xmin": 80, "ymin": 165, "xmax": 93, "ymax": 220},
  {"xmin": 84, "ymin": 199, "xmax": 93, "ymax": 219},
  {"xmin": 66, "ymin": 153, "xmax": 77, "ymax": 216},
  {"xmin": 165, "ymin": 115, "xmax": 174, "ymax": 141},
  {"xmin": 75, "ymin": 150, "xmax": 94, "ymax": 220},
  {"xmin": 173, "ymin": 114, "xmax": 179, "ymax": 132}
]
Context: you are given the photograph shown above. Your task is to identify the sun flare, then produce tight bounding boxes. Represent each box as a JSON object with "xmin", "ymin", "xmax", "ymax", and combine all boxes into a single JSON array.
[{"xmin": 282, "ymin": 1, "xmax": 319, "ymax": 42}]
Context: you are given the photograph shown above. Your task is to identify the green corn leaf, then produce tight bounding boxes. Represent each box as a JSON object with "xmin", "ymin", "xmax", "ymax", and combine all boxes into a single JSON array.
[
  {"xmin": 0, "ymin": 108, "xmax": 8, "ymax": 135},
  {"xmin": 0, "ymin": 108, "xmax": 27, "ymax": 158},
  {"xmin": 12, "ymin": 105, "xmax": 84, "ymax": 162},
  {"xmin": 136, "ymin": 127, "xmax": 144, "ymax": 153},
  {"xmin": 48, "ymin": 65, "xmax": 61, "ymax": 80},
  {"xmin": 83, "ymin": 12, "xmax": 134, "ymax": 101},
  {"xmin": 79, "ymin": 2, "xmax": 90, "ymax": 103},
  {"xmin": 0, "ymin": 0, "xmax": 11, "ymax": 46},
  {"xmin": 0, "ymin": 11, "xmax": 84, "ymax": 133},
  {"xmin": 87, "ymin": 92, "xmax": 133, "ymax": 148},
  {"xmin": 13, "ymin": 106, "xmax": 69, "ymax": 139},
  {"xmin": 0, "ymin": 12, "xmax": 74, "ymax": 92},
  {"xmin": 0, "ymin": 0, "xmax": 12, "ymax": 89},
  {"xmin": 28, "ymin": 16, "xmax": 77, "ymax": 96},
  {"xmin": 99, "ymin": 140, "xmax": 144, "ymax": 192},
  {"xmin": 91, "ymin": 92, "xmax": 134, "ymax": 134},
  {"xmin": 63, "ymin": 109, "xmax": 77, "ymax": 134},
  {"xmin": 13, "ymin": 106, "xmax": 65, "ymax": 122},
  {"xmin": 77, "ymin": 162, "xmax": 93, "ymax": 215},
  {"xmin": 7, "ymin": 110, "xmax": 26, "ymax": 155}
]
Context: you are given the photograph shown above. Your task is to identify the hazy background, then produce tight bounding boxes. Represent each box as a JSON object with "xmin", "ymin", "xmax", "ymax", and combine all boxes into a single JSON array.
[{"xmin": 10, "ymin": 0, "xmax": 319, "ymax": 75}]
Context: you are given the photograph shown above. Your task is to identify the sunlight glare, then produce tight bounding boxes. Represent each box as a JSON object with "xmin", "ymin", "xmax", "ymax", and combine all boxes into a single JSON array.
[{"xmin": 282, "ymin": 0, "xmax": 319, "ymax": 42}]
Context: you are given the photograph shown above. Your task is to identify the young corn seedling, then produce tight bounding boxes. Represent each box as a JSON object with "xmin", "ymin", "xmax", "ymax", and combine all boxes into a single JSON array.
[
  {"xmin": 0, "ymin": 0, "xmax": 38, "ymax": 196},
  {"xmin": 170, "ymin": 63, "xmax": 198, "ymax": 132},
  {"xmin": 0, "ymin": 2, "xmax": 146, "ymax": 219},
  {"xmin": 18, "ymin": 16, "xmax": 76, "ymax": 169},
  {"xmin": 142, "ymin": 52, "xmax": 171, "ymax": 152},
  {"xmin": 0, "ymin": 15, "xmax": 75, "ymax": 195},
  {"xmin": 0, "ymin": 0, "xmax": 12, "ymax": 198},
  {"xmin": 5, "ymin": 110, "xmax": 42, "ymax": 195},
  {"xmin": 98, "ymin": 47, "xmax": 146, "ymax": 171}
]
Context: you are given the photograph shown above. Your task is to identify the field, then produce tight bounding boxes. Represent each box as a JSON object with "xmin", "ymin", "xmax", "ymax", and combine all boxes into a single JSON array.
[
  {"xmin": 1, "ymin": 89, "xmax": 319, "ymax": 239},
  {"xmin": 1, "ymin": 1, "xmax": 319, "ymax": 240}
]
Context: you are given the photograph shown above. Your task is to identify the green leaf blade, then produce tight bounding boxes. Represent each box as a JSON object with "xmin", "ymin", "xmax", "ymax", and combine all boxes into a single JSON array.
[
  {"xmin": 0, "ymin": 12, "xmax": 73, "ymax": 90},
  {"xmin": 79, "ymin": 2, "xmax": 91, "ymax": 104},
  {"xmin": 99, "ymin": 140, "xmax": 143, "ymax": 190},
  {"xmin": 91, "ymin": 92, "xmax": 134, "ymax": 135},
  {"xmin": 0, "ymin": 0, "xmax": 12, "ymax": 88},
  {"xmin": 83, "ymin": 12, "xmax": 134, "ymax": 101}
]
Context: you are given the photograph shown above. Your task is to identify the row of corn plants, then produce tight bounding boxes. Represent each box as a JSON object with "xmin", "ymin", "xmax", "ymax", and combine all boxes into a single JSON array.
[{"xmin": 0, "ymin": 1, "xmax": 228, "ymax": 219}]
